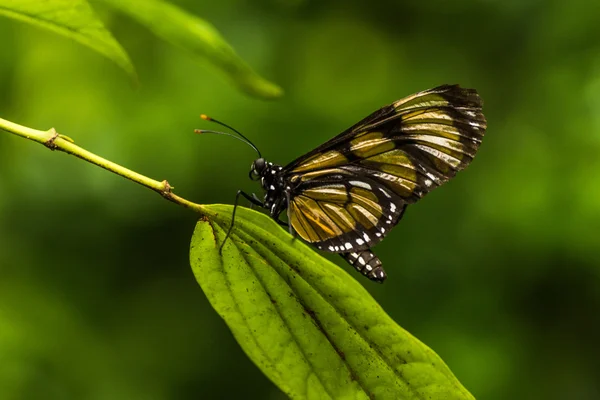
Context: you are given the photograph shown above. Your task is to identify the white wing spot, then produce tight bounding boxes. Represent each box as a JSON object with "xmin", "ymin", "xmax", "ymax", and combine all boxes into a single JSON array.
[
  {"xmin": 350, "ymin": 252, "xmax": 358, "ymax": 258},
  {"xmin": 344, "ymin": 242, "xmax": 352, "ymax": 250},
  {"xmin": 424, "ymin": 179, "xmax": 432, "ymax": 187},
  {"xmin": 350, "ymin": 180, "xmax": 372, "ymax": 190},
  {"xmin": 376, "ymin": 232, "xmax": 382, "ymax": 237},
  {"xmin": 390, "ymin": 203, "xmax": 396, "ymax": 212},
  {"xmin": 328, "ymin": 246, "xmax": 335, "ymax": 251},
  {"xmin": 358, "ymin": 257, "xmax": 366, "ymax": 265},
  {"xmin": 356, "ymin": 238, "xmax": 365, "ymax": 246},
  {"xmin": 271, "ymin": 170, "xmax": 276, "ymax": 174},
  {"xmin": 379, "ymin": 188, "xmax": 392, "ymax": 198},
  {"xmin": 380, "ymin": 227, "xmax": 386, "ymax": 233},
  {"xmin": 269, "ymin": 185, "xmax": 275, "ymax": 190},
  {"xmin": 334, "ymin": 246, "xmax": 340, "ymax": 252},
  {"xmin": 363, "ymin": 233, "xmax": 370, "ymax": 242},
  {"xmin": 366, "ymin": 265, "xmax": 373, "ymax": 271}
]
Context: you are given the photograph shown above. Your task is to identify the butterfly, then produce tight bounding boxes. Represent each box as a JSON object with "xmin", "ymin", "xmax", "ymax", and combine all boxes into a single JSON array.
[{"xmin": 197, "ymin": 84, "xmax": 486, "ymax": 282}]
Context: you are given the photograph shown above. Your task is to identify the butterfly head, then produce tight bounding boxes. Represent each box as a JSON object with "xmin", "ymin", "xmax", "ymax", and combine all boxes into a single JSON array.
[
  {"xmin": 249, "ymin": 158, "xmax": 267, "ymax": 180},
  {"xmin": 250, "ymin": 158, "xmax": 283, "ymax": 187}
]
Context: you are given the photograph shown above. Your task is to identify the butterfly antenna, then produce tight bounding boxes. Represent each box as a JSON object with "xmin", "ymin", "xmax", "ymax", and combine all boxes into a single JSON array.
[{"xmin": 197, "ymin": 114, "xmax": 261, "ymax": 158}]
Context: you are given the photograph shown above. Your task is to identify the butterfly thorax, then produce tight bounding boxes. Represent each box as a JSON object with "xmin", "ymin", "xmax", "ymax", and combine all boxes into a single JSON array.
[{"xmin": 250, "ymin": 158, "xmax": 287, "ymax": 217}]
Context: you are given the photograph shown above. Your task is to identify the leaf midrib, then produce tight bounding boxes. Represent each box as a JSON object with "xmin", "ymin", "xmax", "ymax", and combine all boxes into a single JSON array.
[
  {"xmin": 226, "ymin": 228, "xmax": 337, "ymax": 399},
  {"xmin": 224, "ymin": 218, "xmax": 426, "ymax": 399}
]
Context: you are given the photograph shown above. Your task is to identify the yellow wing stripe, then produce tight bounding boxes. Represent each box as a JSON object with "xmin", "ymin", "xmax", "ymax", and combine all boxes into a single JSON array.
[
  {"xmin": 364, "ymin": 149, "xmax": 418, "ymax": 183},
  {"xmin": 402, "ymin": 134, "xmax": 474, "ymax": 160},
  {"xmin": 288, "ymin": 201, "xmax": 310, "ymax": 239},
  {"xmin": 393, "ymin": 92, "xmax": 450, "ymax": 111},
  {"xmin": 290, "ymin": 150, "xmax": 348, "ymax": 173},
  {"xmin": 349, "ymin": 188, "xmax": 383, "ymax": 218},
  {"xmin": 347, "ymin": 203, "xmax": 378, "ymax": 228},
  {"xmin": 402, "ymin": 122, "xmax": 480, "ymax": 142},
  {"xmin": 290, "ymin": 196, "xmax": 342, "ymax": 242},
  {"xmin": 321, "ymin": 203, "xmax": 357, "ymax": 234},
  {"xmin": 349, "ymin": 132, "xmax": 395, "ymax": 158},
  {"xmin": 370, "ymin": 171, "xmax": 420, "ymax": 198},
  {"xmin": 302, "ymin": 186, "xmax": 348, "ymax": 202}
]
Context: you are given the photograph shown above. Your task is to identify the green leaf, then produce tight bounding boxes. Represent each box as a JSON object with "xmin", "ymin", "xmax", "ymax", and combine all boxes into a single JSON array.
[
  {"xmin": 190, "ymin": 204, "xmax": 475, "ymax": 400},
  {"xmin": 0, "ymin": 0, "xmax": 135, "ymax": 80},
  {"xmin": 99, "ymin": 0, "xmax": 283, "ymax": 99}
]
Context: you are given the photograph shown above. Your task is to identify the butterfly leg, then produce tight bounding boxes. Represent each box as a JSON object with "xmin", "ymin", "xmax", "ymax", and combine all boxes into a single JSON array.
[
  {"xmin": 341, "ymin": 250, "xmax": 387, "ymax": 283},
  {"xmin": 272, "ymin": 207, "xmax": 294, "ymax": 236},
  {"xmin": 249, "ymin": 193, "xmax": 263, "ymax": 210},
  {"xmin": 220, "ymin": 190, "xmax": 264, "ymax": 253},
  {"xmin": 285, "ymin": 190, "xmax": 297, "ymax": 238}
]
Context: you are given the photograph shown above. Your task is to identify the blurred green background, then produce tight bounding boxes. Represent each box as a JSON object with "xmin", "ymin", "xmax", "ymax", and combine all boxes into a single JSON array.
[{"xmin": 1, "ymin": 0, "xmax": 600, "ymax": 399}]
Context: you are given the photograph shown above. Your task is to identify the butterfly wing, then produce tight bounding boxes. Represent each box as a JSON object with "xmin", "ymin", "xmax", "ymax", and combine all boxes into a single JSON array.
[
  {"xmin": 287, "ymin": 173, "xmax": 407, "ymax": 252},
  {"xmin": 283, "ymin": 84, "xmax": 486, "ymax": 251}
]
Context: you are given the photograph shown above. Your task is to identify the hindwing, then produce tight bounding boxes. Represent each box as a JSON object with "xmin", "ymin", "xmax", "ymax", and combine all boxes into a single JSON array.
[{"xmin": 288, "ymin": 173, "xmax": 407, "ymax": 251}]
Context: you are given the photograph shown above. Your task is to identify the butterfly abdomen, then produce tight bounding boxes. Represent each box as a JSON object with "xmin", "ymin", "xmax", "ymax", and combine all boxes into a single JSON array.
[{"xmin": 342, "ymin": 250, "xmax": 386, "ymax": 282}]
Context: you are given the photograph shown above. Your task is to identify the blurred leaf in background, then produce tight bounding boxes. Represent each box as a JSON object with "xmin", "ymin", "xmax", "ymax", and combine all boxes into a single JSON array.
[
  {"xmin": 1, "ymin": 0, "xmax": 600, "ymax": 399},
  {"xmin": 0, "ymin": 0, "xmax": 135, "ymax": 79}
]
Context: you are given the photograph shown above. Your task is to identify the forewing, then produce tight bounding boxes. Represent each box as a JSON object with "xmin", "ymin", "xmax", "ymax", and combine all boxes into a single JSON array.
[
  {"xmin": 285, "ymin": 84, "xmax": 485, "ymax": 178},
  {"xmin": 283, "ymin": 84, "xmax": 486, "ymax": 253}
]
